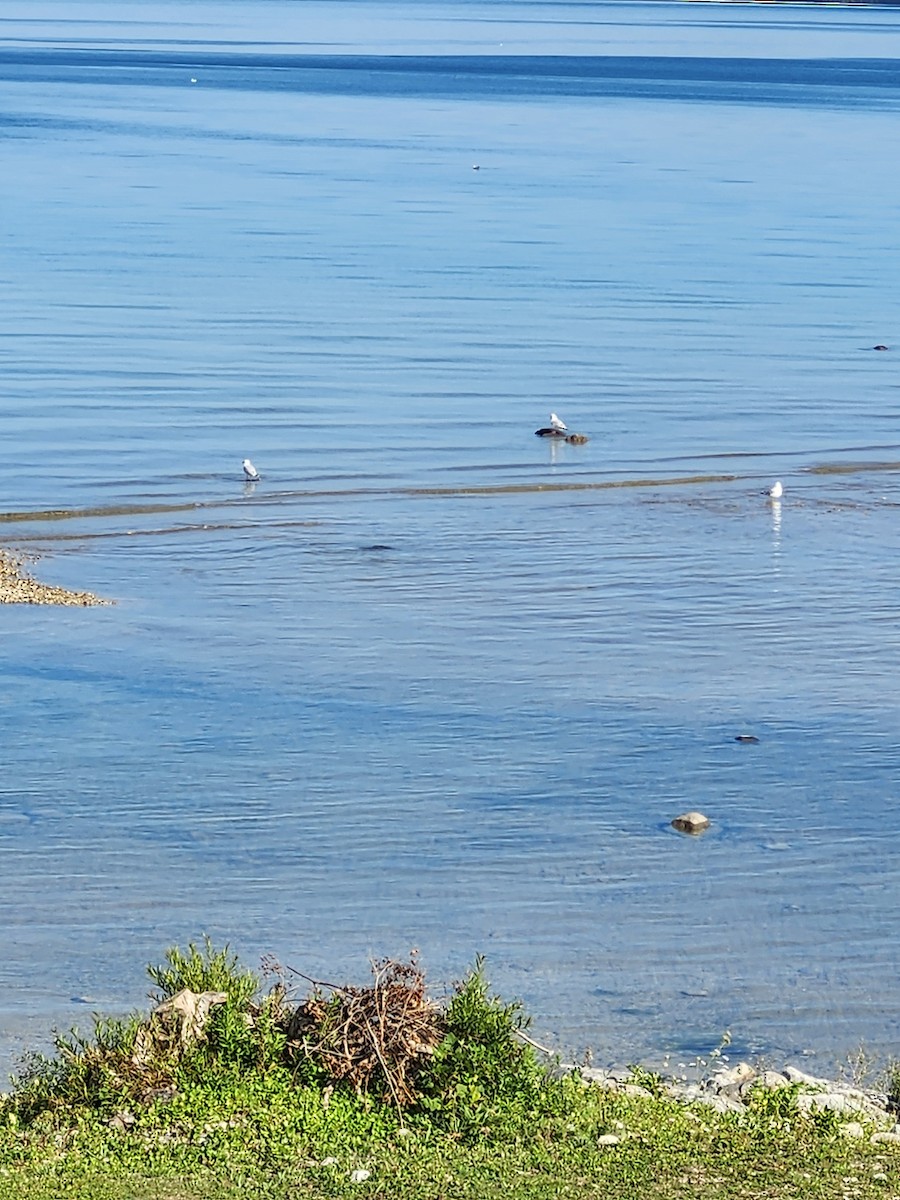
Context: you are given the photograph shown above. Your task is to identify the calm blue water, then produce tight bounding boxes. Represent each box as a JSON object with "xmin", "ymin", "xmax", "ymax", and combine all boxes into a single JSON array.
[{"xmin": 2, "ymin": 0, "xmax": 900, "ymax": 1082}]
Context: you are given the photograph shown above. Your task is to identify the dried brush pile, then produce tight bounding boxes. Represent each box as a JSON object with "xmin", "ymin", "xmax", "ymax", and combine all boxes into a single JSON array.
[{"xmin": 280, "ymin": 956, "xmax": 445, "ymax": 1109}]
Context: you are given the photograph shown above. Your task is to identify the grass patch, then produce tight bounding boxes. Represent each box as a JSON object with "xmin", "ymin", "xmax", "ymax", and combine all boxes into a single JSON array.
[{"xmin": 0, "ymin": 940, "xmax": 897, "ymax": 1199}]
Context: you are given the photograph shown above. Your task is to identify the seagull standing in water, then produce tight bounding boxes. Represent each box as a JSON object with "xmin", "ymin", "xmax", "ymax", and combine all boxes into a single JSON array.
[
  {"xmin": 242, "ymin": 458, "xmax": 260, "ymax": 482},
  {"xmin": 549, "ymin": 412, "xmax": 568, "ymax": 432},
  {"xmin": 768, "ymin": 480, "xmax": 783, "ymax": 500}
]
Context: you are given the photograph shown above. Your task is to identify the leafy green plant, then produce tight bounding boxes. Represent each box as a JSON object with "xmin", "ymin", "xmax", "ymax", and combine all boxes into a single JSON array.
[
  {"xmin": 416, "ymin": 957, "xmax": 569, "ymax": 1139},
  {"xmin": 626, "ymin": 1065, "xmax": 667, "ymax": 1098},
  {"xmin": 147, "ymin": 936, "xmax": 259, "ymax": 1009},
  {"xmin": 5, "ymin": 1013, "xmax": 147, "ymax": 1122},
  {"xmin": 146, "ymin": 936, "xmax": 289, "ymax": 1076}
]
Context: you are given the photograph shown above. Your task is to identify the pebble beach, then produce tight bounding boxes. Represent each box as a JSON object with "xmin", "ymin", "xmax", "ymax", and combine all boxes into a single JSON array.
[{"xmin": 0, "ymin": 550, "xmax": 109, "ymax": 607}]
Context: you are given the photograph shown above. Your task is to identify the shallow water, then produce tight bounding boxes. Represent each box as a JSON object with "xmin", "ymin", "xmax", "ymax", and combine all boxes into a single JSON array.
[{"xmin": 2, "ymin": 0, "xmax": 900, "ymax": 1082}]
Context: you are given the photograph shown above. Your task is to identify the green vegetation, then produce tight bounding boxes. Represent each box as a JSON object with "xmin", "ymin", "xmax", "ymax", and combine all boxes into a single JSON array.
[{"xmin": 0, "ymin": 941, "xmax": 897, "ymax": 1199}]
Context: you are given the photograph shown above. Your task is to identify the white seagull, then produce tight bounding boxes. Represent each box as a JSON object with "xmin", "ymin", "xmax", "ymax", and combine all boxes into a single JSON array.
[
  {"xmin": 549, "ymin": 412, "xmax": 568, "ymax": 432},
  {"xmin": 242, "ymin": 458, "xmax": 260, "ymax": 481},
  {"xmin": 768, "ymin": 480, "xmax": 783, "ymax": 500}
]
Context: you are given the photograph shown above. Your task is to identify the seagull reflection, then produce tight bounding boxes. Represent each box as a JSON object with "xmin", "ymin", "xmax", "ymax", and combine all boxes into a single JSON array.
[{"xmin": 770, "ymin": 496, "xmax": 782, "ymax": 571}]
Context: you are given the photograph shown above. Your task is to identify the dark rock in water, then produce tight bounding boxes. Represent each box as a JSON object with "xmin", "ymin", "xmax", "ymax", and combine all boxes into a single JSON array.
[
  {"xmin": 873, "ymin": 344, "xmax": 889, "ymax": 351},
  {"xmin": 535, "ymin": 427, "xmax": 567, "ymax": 438},
  {"xmin": 671, "ymin": 811, "xmax": 711, "ymax": 835},
  {"xmin": 735, "ymin": 734, "xmax": 760, "ymax": 744},
  {"xmin": 566, "ymin": 432, "xmax": 590, "ymax": 445},
  {"xmin": 361, "ymin": 544, "xmax": 393, "ymax": 552}
]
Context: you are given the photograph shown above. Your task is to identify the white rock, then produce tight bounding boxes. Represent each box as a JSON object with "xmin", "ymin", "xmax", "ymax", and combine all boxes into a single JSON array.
[
  {"xmin": 671, "ymin": 811, "xmax": 711, "ymax": 834},
  {"xmin": 597, "ymin": 1134, "xmax": 621, "ymax": 1146},
  {"xmin": 320, "ymin": 1158, "xmax": 338, "ymax": 1167},
  {"xmin": 349, "ymin": 1169, "xmax": 371, "ymax": 1183},
  {"xmin": 839, "ymin": 1122, "xmax": 865, "ymax": 1139},
  {"xmin": 870, "ymin": 1132, "xmax": 900, "ymax": 1145}
]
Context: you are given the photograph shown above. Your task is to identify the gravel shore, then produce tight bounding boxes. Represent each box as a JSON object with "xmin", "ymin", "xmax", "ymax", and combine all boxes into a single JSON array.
[
  {"xmin": 0, "ymin": 550, "xmax": 110, "ymax": 607},
  {"xmin": 572, "ymin": 1059, "xmax": 900, "ymax": 1143}
]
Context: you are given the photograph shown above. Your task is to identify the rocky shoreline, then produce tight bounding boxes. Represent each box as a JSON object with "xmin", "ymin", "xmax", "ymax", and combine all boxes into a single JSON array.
[
  {"xmin": 0, "ymin": 550, "xmax": 110, "ymax": 607},
  {"xmin": 570, "ymin": 1059, "xmax": 900, "ymax": 1145}
]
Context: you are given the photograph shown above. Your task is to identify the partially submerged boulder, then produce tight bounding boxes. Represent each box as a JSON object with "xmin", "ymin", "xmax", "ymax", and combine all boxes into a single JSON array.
[{"xmin": 671, "ymin": 811, "xmax": 711, "ymax": 835}]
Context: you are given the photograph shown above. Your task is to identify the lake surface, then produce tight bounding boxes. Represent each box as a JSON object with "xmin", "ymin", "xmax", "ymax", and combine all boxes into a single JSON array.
[{"xmin": 2, "ymin": 0, "xmax": 900, "ymax": 1083}]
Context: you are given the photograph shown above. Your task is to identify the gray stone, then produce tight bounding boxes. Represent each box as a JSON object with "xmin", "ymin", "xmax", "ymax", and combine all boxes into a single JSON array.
[
  {"xmin": 796, "ymin": 1091, "xmax": 881, "ymax": 1117},
  {"xmin": 621, "ymin": 1083, "xmax": 654, "ymax": 1099},
  {"xmin": 712, "ymin": 1062, "xmax": 755, "ymax": 1089},
  {"xmin": 580, "ymin": 1067, "xmax": 615, "ymax": 1086},
  {"xmin": 783, "ymin": 1066, "xmax": 830, "ymax": 1088},
  {"xmin": 584, "ymin": 1075, "xmax": 620, "ymax": 1092},
  {"xmin": 755, "ymin": 1070, "xmax": 790, "ymax": 1090}
]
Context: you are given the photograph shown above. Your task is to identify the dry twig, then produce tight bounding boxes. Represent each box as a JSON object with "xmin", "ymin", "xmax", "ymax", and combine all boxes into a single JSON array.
[{"xmin": 281, "ymin": 955, "xmax": 444, "ymax": 1108}]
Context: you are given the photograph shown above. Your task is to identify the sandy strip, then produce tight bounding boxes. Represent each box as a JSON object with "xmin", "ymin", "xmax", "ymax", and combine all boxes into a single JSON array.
[{"xmin": 0, "ymin": 550, "xmax": 111, "ymax": 607}]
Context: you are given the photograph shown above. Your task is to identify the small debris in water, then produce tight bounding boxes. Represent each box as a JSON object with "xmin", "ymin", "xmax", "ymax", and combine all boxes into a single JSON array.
[{"xmin": 734, "ymin": 734, "xmax": 760, "ymax": 744}]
